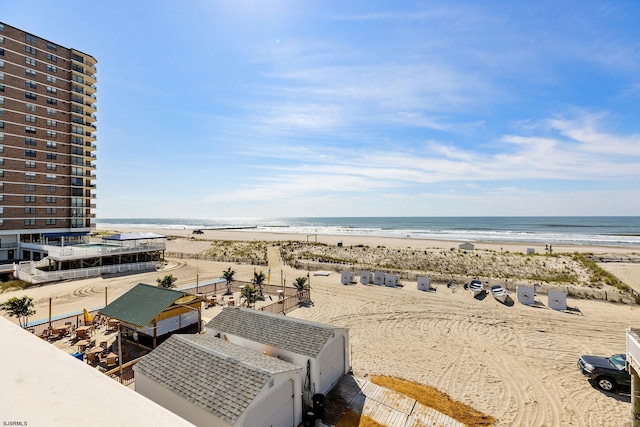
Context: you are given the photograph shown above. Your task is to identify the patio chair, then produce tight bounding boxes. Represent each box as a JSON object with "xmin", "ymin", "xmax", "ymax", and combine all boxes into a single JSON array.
[{"xmin": 106, "ymin": 355, "xmax": 118, "ymax": 369}]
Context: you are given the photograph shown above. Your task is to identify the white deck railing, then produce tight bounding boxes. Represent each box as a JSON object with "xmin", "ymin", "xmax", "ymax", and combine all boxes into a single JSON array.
[
  {"xmin": 15, "ymin": 261, "xmax": 159, "ymax": 284},
  {"xmin": 626, "ymin": 328, "xmax": 640, "ymax": 373}
]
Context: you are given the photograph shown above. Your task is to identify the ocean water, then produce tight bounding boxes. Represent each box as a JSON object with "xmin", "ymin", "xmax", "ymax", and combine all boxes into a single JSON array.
[{"xmin": 96, "ymin": 217, "xmax": 640, "ymax": 248}]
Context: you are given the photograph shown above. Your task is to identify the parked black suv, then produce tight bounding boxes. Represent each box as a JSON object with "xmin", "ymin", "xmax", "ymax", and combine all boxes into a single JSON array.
[{"xmin": 578, "ymin": 353, "xmax": 630, "ymax": 393}]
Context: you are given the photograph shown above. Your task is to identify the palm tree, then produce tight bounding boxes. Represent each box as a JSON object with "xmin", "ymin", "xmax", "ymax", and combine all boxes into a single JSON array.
[
  {"xmin": 0, "ymin": 296, "xmax": 36, "ymax": 328},
  {"xmin": 223, "ymin": 267, "xmax": 235, "ymax": 295},
  {"xmin": 252, "ymin": 271, "xmax": 266, "ymax": 298},
  {"xmin": 294, "ymin": 276, "xmax": 309, "ymax": 292},
  {"xmin": 240, "ymin": 284, "xmax": 257, "ymax": 307}
]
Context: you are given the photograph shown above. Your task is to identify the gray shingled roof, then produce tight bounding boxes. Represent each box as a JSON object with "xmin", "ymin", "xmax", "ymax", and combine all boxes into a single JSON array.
[
  {"xmin": 134, "ymin": 334, "xmax": 300, "ymax": 424},
  {"xmin": 206, "ymin": 307, "xmax": 343, "ymax": 358},
  {"xmin": 99, "ymin": 283, "xmax": 186, "ymax": 327}
]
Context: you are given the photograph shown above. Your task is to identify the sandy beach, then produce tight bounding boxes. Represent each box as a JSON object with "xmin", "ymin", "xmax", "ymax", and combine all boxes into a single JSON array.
[{"xmin": 4, "ymin": 226, "xmax": 640, "ymax": 427}]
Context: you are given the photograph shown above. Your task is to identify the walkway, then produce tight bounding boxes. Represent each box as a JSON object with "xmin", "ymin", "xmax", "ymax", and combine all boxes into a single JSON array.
[{"xmin": 324, "ymin": 375, "xmax": 464, "ymax": 427}]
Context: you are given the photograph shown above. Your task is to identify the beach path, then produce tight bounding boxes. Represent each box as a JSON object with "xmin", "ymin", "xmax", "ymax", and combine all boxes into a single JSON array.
[{"xmin": 267, "ymin": 245, "xmax": 283, "ymax": 269}]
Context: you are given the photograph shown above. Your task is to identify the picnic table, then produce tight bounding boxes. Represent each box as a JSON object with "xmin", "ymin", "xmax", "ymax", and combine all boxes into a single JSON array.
[
  {"xmin": 51, "ymin": 325, "xmax": 71, "ymax": 339},
  {"xmin": 75, "ymin": 325, "xmax": 93, "ymax": 339},
  {"xmin": 76, "ymin": 340, "xmax": 88, "ymax": 352}
]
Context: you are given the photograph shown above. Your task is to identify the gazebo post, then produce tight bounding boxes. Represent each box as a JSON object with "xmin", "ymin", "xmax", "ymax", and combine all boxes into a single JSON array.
[{"xmin": 118, "ymin": 324, "xmax": 123, "ymax": 381}]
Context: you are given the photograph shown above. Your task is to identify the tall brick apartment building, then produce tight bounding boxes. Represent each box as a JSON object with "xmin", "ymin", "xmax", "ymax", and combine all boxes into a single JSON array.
[{"xmin": 0, "ymin": 22, "xmax": 97, "ymax": 264}]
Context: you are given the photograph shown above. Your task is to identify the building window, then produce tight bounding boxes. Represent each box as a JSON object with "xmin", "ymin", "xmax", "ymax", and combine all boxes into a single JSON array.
[
  {"xmin": 46, "ymin": 174, "xmax": 56, "ymax": 181},
  {"xmin": 47, "ymin": 64, "xmax": 57, "ymax": 73},
  {"xmin": 25, "ymin": 207, "xmax": 36, "ymax": 214},
  {"xmin": 25, "ymin": 81, "xmax": 37, "ymax": 90},
  {"xmin": 47, "ymin": 108, "xmax": 56, "ymax": 116},
  {"xmin": 24, "ymin": 219, "xmax": 36, "ymax": 226},
  {"xmin": 25, "ymin": 138, "xmax": 36, "ymax": 146},
  {"xmin": 46, "ymin": 197, "xmax": 57, "ymax": 203},
  {"xmin": 47, "ymin": 42, "xmax": 57, "ymax": 51},
  {"xmin": 46, "ymin": 54, "xmax": 57, "ymax": 62},
  {"xmin": 0, "ymin": 49, "xmax": 4, "ymax": 56},
  {"xmin": 25, "ymin": 57, "xmax": 36, "ymax": 66},
  {"xmin": 47, "ymin": 219, "xmax": 56, "ymax": 225},
  {"xmin": 25, "ymin": 150, "xmax": 37, "ymax": 157},
  {"xmin": 47, "ymin": 120, "xmax": 56, "ymax": 127},
  {"xmin": 25, "ymin": 92, "xmax": 37, "ymax": 100},
  {"xmin": 25, "ymin": 46, "xmax": 37, "ymax": 55},
  {"xmin": 72, "ymin": 126, "xmax": 84, "ymax": 135},
  {"xmin": 25, "ymin": 68, "xmax": 36, "ymax": 77},
  {"xmin": 26, "ymin": 103, "xmax": 36, "ymax": 112},
  {"xmin": 0, "ymin": 85, "xmax": 4, "ymax": 92},
  {"xmin": 71, "ymin": 156, "xmax": 83, "ymax": 166},
  {"xmin": 46, "ymin": 86, "xmax": 57, "ymax": 94},
  {"xmin": 25, "ymin": 172, "xmax": 36, "ymax": 180},
  {"xmin": 71, "ymin": 146, "xmax": 84, "ymax": 155},
  {"xmin": 0, "ymin": 72, "xmax": 3, "ymax": 80},
  {"xmin": 25, "ymin": 34, "xmax": 37, "ymax": 44},
  {"xmin": 25, "ymin": 161, "xmax": 36, "ymax": 168},
  {"xmin": 46, "ymin": 207, "xmax": 57, "ymax": 214},
  {"xmin": 0, "ymin": 121, "xmax": 3, "ymax": 129},
  {"xmin": 46, "ymin": 186, "xmax": 56, "ymax": 193},
  {"xmin": 0, "ymin": 60, "xmax": 3, "ymax": 67},
  {"xmin": 47, "ymin": 130, "xmax": 57, "ymax": 138},
  {"xmin": 0, "ymin": 36, "xmax": 3, "ymax": 44},
  {"xmin": 46, "ymin": 141, "xmax": 57, "ymax": 149},
  {"xmin": 72, "ymin": 136, "xmax": 84, "ymax": 145},
  {"xmin": 0, "ymin": 157, "xmax": 3, "ymax": 165},
  {"xmin": 26, "ymin": 115, "xmax": 37, "ymax": 123},
  {"xmin": 46, "ymin": 75, "xmax": 57, "ymax": 83},
  {"xmin": 0, "ymin": 97, "xmax": 4, "ymax": 105},
  {"xmin": 46, "ymin": 98, "xmax": 57, "ymax": 105},
  {"xmin": 25, "ymin": 196, "xmax": 36, "ymax": 203},
  {"xmin": 25, "ymin": 126, "xmax": 36, "ymax": 134},
  {"xmin": 46, "ymin": 153, "xmax": 57, "ymax": 160},
  {"xmin": 25, "ymin": 184, "xmax": 36, "ymax": 191},
  {"xmin": 46, "ymin": 163, "xmax": 56, "ymax": 170}
]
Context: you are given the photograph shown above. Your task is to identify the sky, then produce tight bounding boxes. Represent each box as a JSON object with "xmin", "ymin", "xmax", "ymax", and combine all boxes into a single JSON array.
[{"xmin": 4, "ymin": 1, "xmax": 640, "ymax": 218}]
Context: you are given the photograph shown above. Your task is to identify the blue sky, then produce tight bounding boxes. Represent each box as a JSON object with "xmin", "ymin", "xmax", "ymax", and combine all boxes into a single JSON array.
[{"xmin": 4, "ymin": 1, "xmax": 640, "ymax": 217}]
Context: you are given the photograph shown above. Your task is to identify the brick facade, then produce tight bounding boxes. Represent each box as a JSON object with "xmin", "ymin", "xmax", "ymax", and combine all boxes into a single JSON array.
[{"xmin": 0, "ymin": 21, "xmax": 96, "ymax": 240}]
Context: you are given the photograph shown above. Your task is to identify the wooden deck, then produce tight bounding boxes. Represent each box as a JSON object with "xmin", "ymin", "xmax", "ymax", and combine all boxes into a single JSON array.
[{"xmin": 322, "ymin": 375, "xmax": 464, "ymax": 427}]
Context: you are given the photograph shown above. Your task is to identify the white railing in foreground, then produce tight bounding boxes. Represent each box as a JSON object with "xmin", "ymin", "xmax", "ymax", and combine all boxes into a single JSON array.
[
  {"xmin": 627, "ymin": 328, "xmax": 640, "ymax": 373},
  {"xmin": 15, "ymin": 261, "xmax": 158, "ymax": 284}
]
